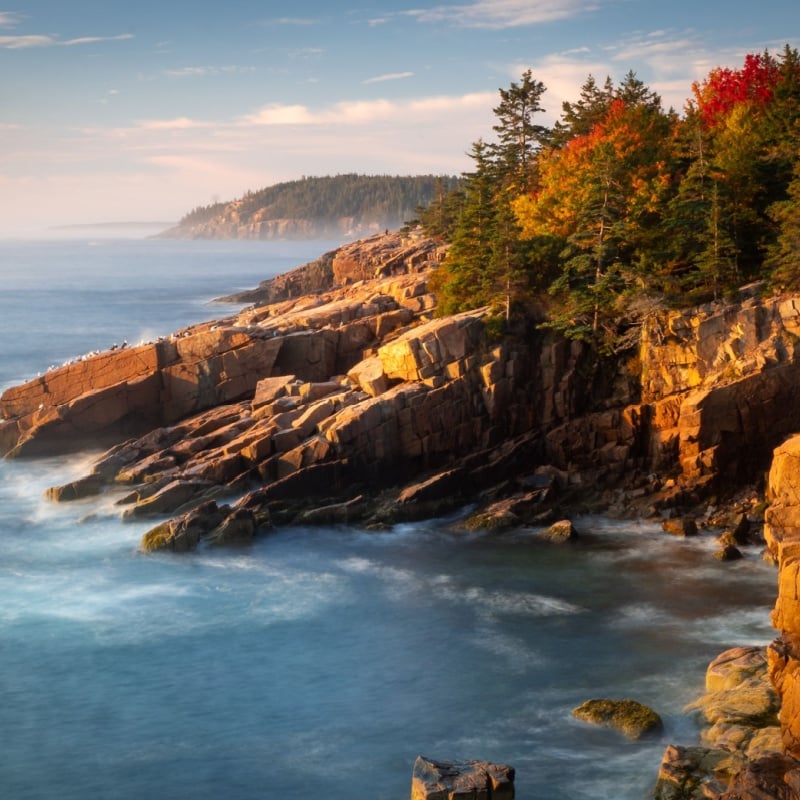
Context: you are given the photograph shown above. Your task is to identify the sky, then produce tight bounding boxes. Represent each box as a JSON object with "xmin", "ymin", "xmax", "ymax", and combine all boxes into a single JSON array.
[{"xmin": 0, "ymin": 0, "xmax": 797, "ymax": 236}]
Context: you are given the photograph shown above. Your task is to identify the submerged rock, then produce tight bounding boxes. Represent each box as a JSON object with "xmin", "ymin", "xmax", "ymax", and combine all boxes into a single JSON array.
[
  {"xmin": 714, "ymin": 543, "xmax": 743, "ymax": 561},
  {"xmin": 572, "ymin": 698, "xmax": 663, "ymax": 740}
]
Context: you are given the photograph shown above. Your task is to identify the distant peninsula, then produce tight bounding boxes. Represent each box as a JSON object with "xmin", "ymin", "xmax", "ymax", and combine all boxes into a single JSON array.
[{"xmin": 157, "ymin": 174, "xmax": 460, "ymax": 240}]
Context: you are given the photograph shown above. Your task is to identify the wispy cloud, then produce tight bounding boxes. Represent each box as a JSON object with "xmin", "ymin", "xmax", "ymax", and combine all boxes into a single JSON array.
[
  {"xmin": 0, "ymin": 11, "xmax": 24, "ymax": 27},
  {"xmin": 406, "ymin": 0, "xmax": 602, "ymax": 29},
  {"xmin": 136, "ymin": 117, "xmax": 214, "ymax": 131},
  {"xmin": 363, "ymin": 71, "xmax": 414, "ymax": 84},
  {"xmin": 241, "ymin": 91, "xmax": 495, "ymax": 126},
  {"xmin": 165, "ymin": 65, "xmax": 255, "ymax": 78},
  {"xmin": 0, "ymin": 32, "xmax": 133, "ymax": 49},
  {"xmin": 288, "ymin": 47, "xmax": 324, "ymax": 58},
  {"xmin": 260, "ymin": 17, "xmax": 319, "ymax": 26},
  {"xmin": 63, "ymin": 34, "xmax": 134, "ymax": 47}
]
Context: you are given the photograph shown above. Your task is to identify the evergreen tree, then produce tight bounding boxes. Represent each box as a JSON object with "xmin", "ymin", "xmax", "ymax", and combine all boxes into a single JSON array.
[
  {"xmin": 767, "ymin": 162, "xmax": 800, "ymax": 289},
  {"xmin": 551, "ymin": 74, "xmax": 614, "ymax": 146},
  {"xmin": 490, "ymin": 69, "xmax": 548, "ymax": 190},
  {"xmin": 430, "ymin": 140, "xmax": 500, "ymax": 315}
]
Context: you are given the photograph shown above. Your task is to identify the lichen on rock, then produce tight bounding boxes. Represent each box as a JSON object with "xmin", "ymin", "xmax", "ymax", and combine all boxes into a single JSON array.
[{"xmin": 572, "ymin": 698, "xmax": 663, "ymax": 740}]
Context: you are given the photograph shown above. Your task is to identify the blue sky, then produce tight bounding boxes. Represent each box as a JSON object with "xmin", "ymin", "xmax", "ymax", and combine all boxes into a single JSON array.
[{"xmin": 0, "ymin": 0, "xmax": 797, "ymax": 235}]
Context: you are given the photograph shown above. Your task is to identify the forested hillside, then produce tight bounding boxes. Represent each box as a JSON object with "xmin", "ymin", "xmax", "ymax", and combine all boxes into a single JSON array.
[
  {"xmin": 163, "ymin": 174, "xmax": 460, "ymax": 240},
  {"xmin": 421, "ymin": 46, "xmax": 800, "ymax": 353}
]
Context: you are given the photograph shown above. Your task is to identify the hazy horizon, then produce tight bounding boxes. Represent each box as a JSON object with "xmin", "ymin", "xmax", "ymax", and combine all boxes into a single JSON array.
[{"xmin": 1, "ymin": 0, "xmax": 798, "ymax": 236}]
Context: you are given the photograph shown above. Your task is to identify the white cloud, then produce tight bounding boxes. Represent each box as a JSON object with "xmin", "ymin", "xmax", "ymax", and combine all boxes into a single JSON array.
[
  {"xmin": 0, "ymin": 12, "xmax": 23, "ymax": 27},
  {"xmin": 407, "ymin": 0, "xmax": 602, "ymax": 29},
  {"xmin": 0, "ymin": 34, "xmax": 50, "ymax": 48},
  {"xmin": 242, "ymin": 104, "xmax": 316, "ymax": 125},
  {"xmin": 242, "ymin": 92, "xmax": 496, "ymax": 127},
  {"xmin": 242, "ymin": 100, "xmax": 399, "ymax": 126},
  {"xmin": 0, "ymin": 88, "xmax": 500, "ymax": 232},
  {"xmin": 363, "ymin": 71, "xmax": 414, "ymax": 84},
  {"xmin": 62, "ymin": 33, "xmax": 134, "ymax": 47},
  {"xmin": 136, "ymin": 117, "xmax": 213, "ymax": 131},
  {"xmin": 0, "ymin": 31, "xmax": 133, "ymax": 49}
]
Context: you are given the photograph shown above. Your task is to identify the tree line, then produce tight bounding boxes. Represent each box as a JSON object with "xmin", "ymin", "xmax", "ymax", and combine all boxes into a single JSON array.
[
  {"xmin": 419, "ymin": 46, "xmax": 800, "ymax": 351},
  {"xmin": 178, "ymin": 174, "xmax": 461, "ymax": 230}
]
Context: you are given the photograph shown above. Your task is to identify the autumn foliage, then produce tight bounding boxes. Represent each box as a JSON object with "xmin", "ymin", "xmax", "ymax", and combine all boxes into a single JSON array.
[
  {"xmin": 692, "ymin": 53, "xmax": 780, "ymax": 129},
  {"xmin": 421, "ymin": 46, "xmax": 800, "ymax": 351}
]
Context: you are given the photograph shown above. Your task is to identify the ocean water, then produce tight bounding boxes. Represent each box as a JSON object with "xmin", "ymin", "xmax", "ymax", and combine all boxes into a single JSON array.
[{"xmin": 0, "ymin": 238, "xmax": 779, "ymax": 800}]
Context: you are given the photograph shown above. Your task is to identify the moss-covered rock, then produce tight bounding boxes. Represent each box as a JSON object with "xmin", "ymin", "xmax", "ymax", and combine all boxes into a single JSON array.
[
  {"xmin": 541, "ymin": 519, "xmax": 579, "ymax": 542},
  {"xmin": 572, "ymin": 698, "xmax": 663, "ymax": 740}
]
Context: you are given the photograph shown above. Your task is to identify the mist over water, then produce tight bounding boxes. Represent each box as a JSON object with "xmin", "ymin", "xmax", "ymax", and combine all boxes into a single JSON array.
[{"xmin": 0, "ymin": 240, "xmax": 779, "ymax": 799}]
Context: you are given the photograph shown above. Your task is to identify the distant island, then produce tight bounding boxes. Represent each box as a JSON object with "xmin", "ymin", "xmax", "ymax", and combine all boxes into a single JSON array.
[{"xmin": 157, "ymin": 173, "xmax": 460, "ymax": 241}]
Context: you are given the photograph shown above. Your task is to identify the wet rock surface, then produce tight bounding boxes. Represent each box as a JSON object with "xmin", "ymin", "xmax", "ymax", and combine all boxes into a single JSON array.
[{"xmin": 572, "ymin": 698, "xmax": 663, "ymax": 740}]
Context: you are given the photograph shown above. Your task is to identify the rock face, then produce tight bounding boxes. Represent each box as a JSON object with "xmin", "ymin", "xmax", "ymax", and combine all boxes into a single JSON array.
[
  {"xmin": 654, "ymin": 646, "xmax": 788, "ymax": 799},
  {"xmin": 410, "ymin": 756, "xmax": 514, "ymax": 800},
  {"xmin": 764, "ymin": 435, "xmax": 800, "ymax": 763},
  {"xmin": 6, "ymin": 231, "xmax": 800, "ymax": 559},
  {"xmin": 639, "ymin": 293, "xmax": 800, "ymax": 491}
]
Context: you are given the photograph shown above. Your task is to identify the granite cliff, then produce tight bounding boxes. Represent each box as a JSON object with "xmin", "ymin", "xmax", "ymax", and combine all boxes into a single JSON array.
[
  {"xmin": 3, "ymin": 230, "xmax": 800, "ymax": 792},
  {"xmin": 3, "ymin": 231, "xmax": 800, "ymax": 529}
]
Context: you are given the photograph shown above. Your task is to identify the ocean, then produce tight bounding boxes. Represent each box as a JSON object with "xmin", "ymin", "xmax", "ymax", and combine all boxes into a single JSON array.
[{"xmin": 0, "ymin": 237, "xmax": 779, "ymax": 799}]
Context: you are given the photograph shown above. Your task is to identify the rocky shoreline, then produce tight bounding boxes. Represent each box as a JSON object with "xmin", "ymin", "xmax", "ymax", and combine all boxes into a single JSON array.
[{"xmin": 3, "ymin": 229, "xmax": 800, "ymax": 795}]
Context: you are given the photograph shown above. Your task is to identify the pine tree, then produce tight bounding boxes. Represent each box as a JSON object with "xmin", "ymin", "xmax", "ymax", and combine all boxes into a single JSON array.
[
  {"xmin": 430, "ymin": 140, "xmax": 500, "ymax": 315},
  {"xmin": 490, "ymin": 69, "xmax": 548, "ymax": 191},
  {"xmin": 767, "ymin": 162, "xmax": 800, "ymax": 289},
  {"xmin": 551, "ymin": 74, "xmax": 614, "ymax": 146}
]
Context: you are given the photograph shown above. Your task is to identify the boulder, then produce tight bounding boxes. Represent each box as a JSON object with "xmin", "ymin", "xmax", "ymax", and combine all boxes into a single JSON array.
[
  {"xmin": 45, "ymin": 474, "xmax": 105, "ymax": 502},
  {"xmin": 410, "ymin": 756, "xmax": 514, "ymax": 800},
  {"xmin": 706, "ymin": 647, "xmax": 770, "ymax": 693},
  {"xmin": 140, "ymin": 501, "xmax": 229, "ymax": 552},
  {"xmin": 715, "ymin": 544, "xmax": 743, "ymax": 561},
  {"xmin": 662, "ymin": 518, "xmax": 698, "ymax": 537},
  {"xmin": 541, "ymin": 519, "xmax": 579, "ymax": 542},
  {"xmin": 572, "ymin": 698, "xmax": 663, "ymax": 740},
  {"xmin": 347, "ymin": 355, "xmax": 389, "ymax": 397},
  {"xmin": 653, "ymin": 745, "xmax": 745, "ymax": 800},
  {"xmin": 205, "ymin": 508, "xmax": 259, "ymax": 546},
  {"xmin": 685, "ymin": 676, "xmax": 779, "ymax": 730}
]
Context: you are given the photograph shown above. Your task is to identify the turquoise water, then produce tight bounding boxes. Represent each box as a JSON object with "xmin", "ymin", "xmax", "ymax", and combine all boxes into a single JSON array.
[{"xmin": 0, "ymin": 239, "xmax": 779, "ymax": 799}]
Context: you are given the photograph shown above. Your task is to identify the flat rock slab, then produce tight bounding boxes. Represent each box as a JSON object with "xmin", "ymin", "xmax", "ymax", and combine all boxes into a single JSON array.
[{"xmin": 411, "ymin": 755, "xmax": 514, "ymax": 800}]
